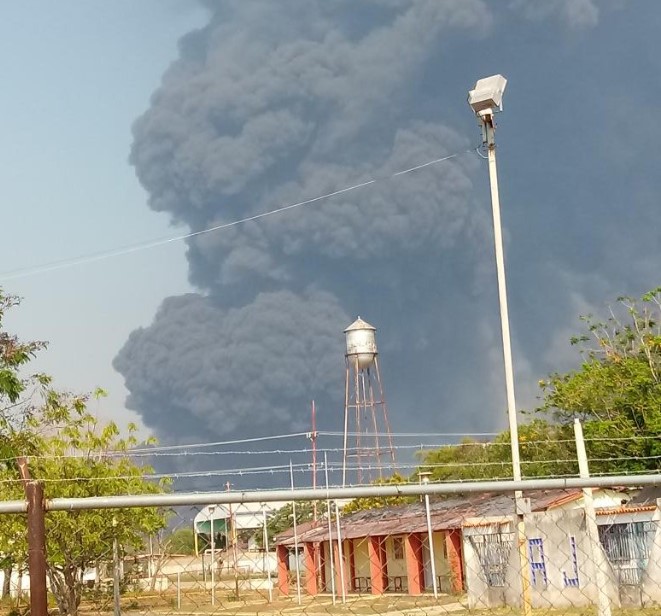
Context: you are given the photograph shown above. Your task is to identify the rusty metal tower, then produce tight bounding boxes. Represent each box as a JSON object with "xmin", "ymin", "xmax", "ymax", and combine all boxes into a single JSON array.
[{"xmin": 342, "ymin": 317, "xmax": 395, "ymax": 486}]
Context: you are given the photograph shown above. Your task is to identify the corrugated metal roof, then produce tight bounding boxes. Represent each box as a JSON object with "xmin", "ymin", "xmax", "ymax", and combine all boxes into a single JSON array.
[
  {"xmin": 275, "ymin": 489, "xmax": 588, "ymax": 546},
  {"xmin": 628, "ymin": 486, "xmax": 661, "ymax": 506},
  {"xmin": 274, "ymin": 519, "xmax": 322, "ymax": 542}
]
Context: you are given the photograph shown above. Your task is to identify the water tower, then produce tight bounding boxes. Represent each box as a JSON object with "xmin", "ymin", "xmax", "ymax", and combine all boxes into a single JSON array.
[{"xmin": 342, "ymin": 317, "xmax": 395, "ymax": 486}]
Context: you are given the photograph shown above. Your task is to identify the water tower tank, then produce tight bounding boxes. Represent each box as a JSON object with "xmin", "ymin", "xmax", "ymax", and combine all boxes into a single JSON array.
[{"xmin": 344, "ymin": 317, "xmax": 377, "ymax": 369}]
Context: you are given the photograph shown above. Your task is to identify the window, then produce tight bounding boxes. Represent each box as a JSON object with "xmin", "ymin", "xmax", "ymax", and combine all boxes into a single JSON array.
[
  {"xmin": 599, "ymin": 521, "xmax": 655, "ymax": 586},
  {"xmin": 469, "ymin": 531, "xmax": 514, "ymax": 587},
  {"xmin": 528, "ymin": 538, "xmax": 548, "ymax": 588},
  {"xmin": 393, "ymin": 537, "xmax": 404, "ymax": 560},
  {"xmin": 563, "ymin": 536, "xmax": 580, "ymax": 588}
]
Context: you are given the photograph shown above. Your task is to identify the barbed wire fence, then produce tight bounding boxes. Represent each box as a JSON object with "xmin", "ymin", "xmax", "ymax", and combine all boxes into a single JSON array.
[
  {"xmin": 0, "ymin": 425, "xmax": 660, "ymax": 616},
  {"xmin": 1, "ymin": 430, "xmax": 659, "ymax": 488},
  {"xmin": 1, "ymin": 475, "xmax": 660, "ymax": 616}
]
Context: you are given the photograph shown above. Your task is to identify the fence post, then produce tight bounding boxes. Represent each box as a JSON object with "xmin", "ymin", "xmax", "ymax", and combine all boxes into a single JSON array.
[
  {"xmin": 25, "ymin": 481, "xmax": 48, "ymax": 616},
  {"xmin": 112, "ymin": 516, "xmax": 121, "ymax": 616},
  {"xmin": 574, "ymin": 419, "xmax": 612, "ymax": 616}
]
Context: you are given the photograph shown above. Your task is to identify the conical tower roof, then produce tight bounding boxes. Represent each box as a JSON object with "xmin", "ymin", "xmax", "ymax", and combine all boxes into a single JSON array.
[{"xmin": 344, "ymin": 316, "xmax": 376, "ymax": 333}]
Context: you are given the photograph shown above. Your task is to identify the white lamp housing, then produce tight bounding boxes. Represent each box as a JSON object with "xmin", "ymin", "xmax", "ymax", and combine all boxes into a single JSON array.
[{"xmin": 468, "ymin": 74, "xmax": 507, "ymax": 114}]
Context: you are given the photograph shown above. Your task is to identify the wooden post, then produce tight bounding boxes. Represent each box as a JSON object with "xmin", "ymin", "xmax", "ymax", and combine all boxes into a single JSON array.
[
  {"xmin": 25, "ymin": 481, "xmax": 48, "ymax": 616},
  {"xmin": 17, "ymin": 458, "xmax": 48, "ymax": 616}
]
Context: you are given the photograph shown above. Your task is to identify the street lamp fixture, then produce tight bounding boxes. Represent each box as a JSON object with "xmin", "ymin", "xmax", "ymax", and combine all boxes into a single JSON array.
[{"xmin": 468, "ymin": 74, "xmax": 507, "ymax": 114}]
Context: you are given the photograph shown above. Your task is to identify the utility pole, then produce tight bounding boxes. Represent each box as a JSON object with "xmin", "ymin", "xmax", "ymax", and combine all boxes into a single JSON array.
[{"xmin": 309, "ymin": 400, "xmax": 318, "ymax": 521}]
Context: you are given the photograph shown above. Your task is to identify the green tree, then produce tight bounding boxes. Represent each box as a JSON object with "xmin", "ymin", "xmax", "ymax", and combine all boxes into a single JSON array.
[
  {"xmin": 0, "ymin": 291, "xmax": 48, "ymax": 603},
  {"xmin": 418, "ymin": 422, "xmax": 578, "ymax": 483},
  {"xmin": 0, "ymin": 391, "xmax": 169, "ymax": 616},
  {"xmin": 418, "ymin": 289, "xmax": 661, "ymax": 483},
  {"xmin": 342, "ymin": 473, "xmax": 414, "ymax": 514},
  {"xmin": 0, "ymin": 292, "xmax": 169, "ymax": 616},
  {"xmin": 165, "ymin": 528, "xmax": 197, "ymax": 555},
  {"xmin": 0, "ymin": 291, "xmax": 46, "ymax": 407},
  {"xmin": 418, "ymin": 438, "xmax": 504, "ymax": 482},
  {"xmin": 262, "ymin": 501, "xmax": 326, "ymax": 546},
  {"xmin": 537, "ymin": 288, "xmax": 661, "ymax": 474}
]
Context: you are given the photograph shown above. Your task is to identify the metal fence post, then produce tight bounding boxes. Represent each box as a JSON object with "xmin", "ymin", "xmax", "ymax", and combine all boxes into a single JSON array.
[{"xmin": 112, "ymin": 516, "xmax": 121, "ymax": 616}]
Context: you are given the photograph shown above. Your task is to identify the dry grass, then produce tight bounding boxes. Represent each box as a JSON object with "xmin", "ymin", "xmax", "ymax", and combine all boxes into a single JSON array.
[
  {"xmin": 4, "ymin": 589, "xmax": 656, "ymax": 616},
  {"xmin": 66, "ymin": 591, "xmax": 661, "ymax": 616}
]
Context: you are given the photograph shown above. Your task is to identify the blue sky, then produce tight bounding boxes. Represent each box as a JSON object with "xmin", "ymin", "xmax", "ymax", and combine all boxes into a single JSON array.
[
  {"xmin": 1, "ymin": 1, "xmax": 660, "ymax": 485},
  {"xmin": 0, "ymin": 2, "xmax": 207, "ymax": 429}
]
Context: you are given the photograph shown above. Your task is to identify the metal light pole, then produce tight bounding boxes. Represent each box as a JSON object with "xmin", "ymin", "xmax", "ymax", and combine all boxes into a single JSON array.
[
  {"xmin": 261, "ymin": 505, "xmax": 273, "ymax": 603},
  {"xmin": 289, "ymin": 461, "xmax": 302, "ymax": 605},
  {"xmin": 226, "ymin": 481, "xmax": 240, "ymax": 600},
  {"xmin": 468, "ymin": 75, "xmax": 531, "ymax": 616},
  {"xmin": 112, "ymin": 516, "xmax": 121, "ymax": 616},
  {"xmin": 209, "ymin": 505, "xmax": 216, "ymax": 607},
  {"xmin": 419, "ymin": 472, "xmax": 438, "ymax": 598},
  {"xmin": 468, "ymin": 75, "xmax": 522, "ymax": 487},
  {"xmin": 323, "ymin": 453, "xmax": 337, "ymax": 605}
]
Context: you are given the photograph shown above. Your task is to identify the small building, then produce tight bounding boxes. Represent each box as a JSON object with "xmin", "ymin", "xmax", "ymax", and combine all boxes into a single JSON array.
[
  {"xmin": 463, "ymin": 489, "xmax": 661, "ymax": 610},
  {"xmin": 274, "ymin": 489, "xmax": 630, "ymax": 599},
  {"xmin": 596, "ymin": 487, "xmax": 661, "ymax": 607},
  {"xmin": 194, "ymin": 501, "xmax": 286, "ymax": 553}
]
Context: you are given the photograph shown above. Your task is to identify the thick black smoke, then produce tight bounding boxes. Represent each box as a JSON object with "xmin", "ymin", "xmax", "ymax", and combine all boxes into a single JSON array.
[
  {"xmin": 116, "ymin": 289, "xmax": 353, "ymax": 442},
  {"xmin": 115, "ymin": 0, "xmax": 657, "ymax": 486},
  {"xmin": 115, "ymin": 0, "xmax": 499, "ymax": 448}
]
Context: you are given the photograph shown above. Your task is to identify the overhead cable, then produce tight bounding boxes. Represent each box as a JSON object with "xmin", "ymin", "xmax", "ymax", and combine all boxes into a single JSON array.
[{"xmin": 0, "ymin": 149, "xmax": 475, "ymax": 282}]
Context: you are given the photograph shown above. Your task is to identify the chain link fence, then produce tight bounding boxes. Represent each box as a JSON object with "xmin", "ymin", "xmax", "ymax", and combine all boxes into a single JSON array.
[{"xmin": 0, "ymin": 476, "xmax": 660, "ymax": 616}]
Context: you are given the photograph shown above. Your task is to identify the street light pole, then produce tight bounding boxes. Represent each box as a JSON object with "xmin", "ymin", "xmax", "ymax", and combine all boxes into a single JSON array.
[
  {"xmin": 419, "ymin": 472, "xmax": 438, "ymax": 599},
  {"xmin": 209, "ymin": 505, "xmax": 216, "ymax": 607},
  {"xmin": 481, "ymin": 109, "xmax": 523, "ymax": 486},
  {"xmin": 469, "ymin": 75, "xmax": 531, "ymax": 616}
]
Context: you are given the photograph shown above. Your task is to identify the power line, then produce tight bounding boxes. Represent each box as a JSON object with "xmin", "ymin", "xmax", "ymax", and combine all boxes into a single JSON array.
[
  {"xmin": 4, "ymin": 432, "xmax": 658, "ymax": 463},
  {"xmin": 2, "ymin": 453, "xmax": 658, "ymax": 486},
  {"xmin": 0, "ymin": 149, "xmax": 475, "ymax": 282}
]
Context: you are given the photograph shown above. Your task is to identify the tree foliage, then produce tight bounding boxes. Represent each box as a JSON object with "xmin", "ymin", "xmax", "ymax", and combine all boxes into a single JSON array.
[
  {"xmin": 0, "ymin": 292, "xmax": 47, "ymax": 406},
  {"xmin": 537, "ymin": 289, "xmax": 661, "ymax": 473},
  {"xmin": 0, "ymin": 291, "xmax": 168, "ymax": 616},
  {"xmin": 418, "ymin": 289, "xmax": 661, "ymax": 483},
  {"xmin": 341, "ymin": 473, "xmax": 415, "ymax": 514},
  {"xmin": 165, "ymin": 528, "xmax": 197, "ymax": 556},
  {"xmin": 263, "ymin": 501, "xmax": 327, "ymax": 546}
]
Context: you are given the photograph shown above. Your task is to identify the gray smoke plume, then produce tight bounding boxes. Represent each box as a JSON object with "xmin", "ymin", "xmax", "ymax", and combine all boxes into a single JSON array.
[
  {"xmin": 115, "ymin": 0, "xmax": 498, "ymax": 449},
  {"xmin": 115, "ymin": 0, "xmax": 656, "ymax": 487}
]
